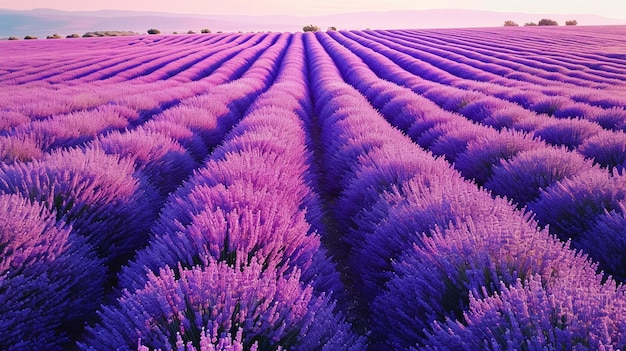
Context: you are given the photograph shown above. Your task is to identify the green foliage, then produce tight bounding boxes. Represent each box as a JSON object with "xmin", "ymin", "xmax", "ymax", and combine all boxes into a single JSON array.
[
  {"xmin": 82, "ymin": 31, "xmax": 138, "ymax": 37},
  {"xmin": 503, "ymin": 20, "xmax": 519, "ymax": 27},
  {"xmin": 538, "ymin": 18, "xmax": 558, "ymax": 26},
  {"xmin": 187, "ymin": 30, "xmax": 196, "ymax": 34},
  {"xmin": 303, "ymin": 24, "xmax": 320, "ymax": 32},
  {"xmin": 24, "ymin": 35, "xmax": 37, "ymax": 40},
  {"xmin": 201, "ymin": 28, "xmax": 211, "ymax": 34},
  {"xmin": 524, "ymin": 22, "xmax": 537, "ymax": 26},
  {"xmin": 565, "ymin": 20, "xmax": 578, "ymax": 26},
  {"xmin": 147, "ymin": 28, "xmax": 161, "ymax": 35}
]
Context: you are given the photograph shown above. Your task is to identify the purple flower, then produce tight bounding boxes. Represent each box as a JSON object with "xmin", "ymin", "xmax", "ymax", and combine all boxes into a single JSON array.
[
  {"xmin": 485, "ymin": 146, "xmax": 594, "ymax": 207},
  {"xmin": 0, "ymin": 134, "xmax": 43, "ymax": 164},
  {"xmin": 81, "ymin": 261, "xmax": 365, "ymax": 351},
  {"xmin": 430, "ymin": 122, "xmax": 497, "ymax": 162},
  {"xmin": 578, "ymin": 130, "xmax": 626, "ymax": 172},
  {"xmin": 588, "ymin": 106, "xmax": 626, "ymax": 130},
  {"xmin": 530, "ymin": 95, "xmax": 571, "ymax": 116},
  {"xmin": 458, "ymin": 97, "xmax": 509, "ymax": 123},
  {"xmin": 577, "ymin": 202, "xmax": 626, "ymax": 280},
  {"xmin": 528, "ymin": 169, "xmax": 626, "ymax": 241},
  {"xmin": 423, "ymin": 274, "xmax": 626, "ymax": 350},
  {"xmin": 455, "ymin": 130, "xmax": 542, "ymax": 185},
  {"xmin": 92, "ymin": 128, "xmax": 197, "ymax": 196},
  {"xmin": 0, "ymin": 194, "xmax": 105, "ymax": 350},
  {"xmin": 370, "ymin": 215, "xmax": 597, "ymax": 349},
  {"xmin": 0, "ymin": 146, "xmax": 160, "ymax": 269},
  {"xmin": 533, "ymin": 117, "xmax": 603, "ymax": 150},
  {"xmin": 481, "ymin": 105, "xmax": 538, "ymax": 130},
  {"xmin": 141, "ymin": 120, "xmax": 209, "ymax": 162}
]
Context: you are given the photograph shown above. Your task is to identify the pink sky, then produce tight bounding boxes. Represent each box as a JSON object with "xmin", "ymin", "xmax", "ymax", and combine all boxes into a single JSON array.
[{"xmin": 1, "ymin": 0, "xmax": 626, "ymax": 19}]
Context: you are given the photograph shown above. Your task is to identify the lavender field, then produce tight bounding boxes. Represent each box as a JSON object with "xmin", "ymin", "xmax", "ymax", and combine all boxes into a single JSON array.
[{"xmin": 2, "ymin": 25, "xmax": 626, "ymax": 350}]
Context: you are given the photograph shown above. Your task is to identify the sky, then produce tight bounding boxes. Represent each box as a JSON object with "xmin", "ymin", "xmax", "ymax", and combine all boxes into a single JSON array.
[{"xmin": 1, "ymin": 0, "xmax": 625, "ymax": 19}]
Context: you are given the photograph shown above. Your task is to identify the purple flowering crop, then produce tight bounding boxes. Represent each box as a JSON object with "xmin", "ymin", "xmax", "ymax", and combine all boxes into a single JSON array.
[{"xmin": 2, "ymin": 26, "xmax": 626, "ymax": 349}]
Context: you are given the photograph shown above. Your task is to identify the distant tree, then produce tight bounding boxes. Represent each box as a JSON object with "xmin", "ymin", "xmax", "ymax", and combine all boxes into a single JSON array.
[
  {"xmin": 173, "ymin": 31, "xmax": 178, "ymax": 34},
  {"xmin": 538, "ymin": 18, "xmax": 559, "ymax": 26},
  {"xmin": 66, "ymin": 33, "xmax": 80, "ymax": 38},
  {"xmin": 303, "ymin": 24, "xmax": 320, "ymax": 32},
  {"xmin": 147, "ymin": 28, "xmax": 160, "ymax": 35},
  {"xmin": 201, "ymin": 28, "xmax": 211, "ymax": 33},
  {"xmin": 24, "ymin": 35, "xmax": 37, "ymax": 40},
  {"xmin": 83, "ymin": 31, "xmax": 139, "ymax": 37},
  {"xmin": 503, "ymin": 20, "xmax": 519, "ymax": 27},
  {"xmin": 187, "ymin": 30, "xmax": 196, "ymax": 34},
  {"xmin": 8, "ymin": 36, "xmax": 19, "ymax": 40},
  {"xmin": 565, "ymin": 19, "xmax": 578, "ymax": 26},
  {"xmin": 327, "ymin": 26, "xmax": 337, "ymax": 31},
  {"xmin": 524, "ymin": 22, "xmax": 538, "ymax": 26},
  {"xmin": 46, "ymin": 34, "xmax": 62, "ymax": 39}
]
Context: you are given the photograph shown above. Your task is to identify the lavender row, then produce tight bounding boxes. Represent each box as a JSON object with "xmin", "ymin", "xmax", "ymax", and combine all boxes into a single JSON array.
[
  {"xmin": 378, "ymin": 28, "xmax": 626, "ymax": 122},
  {"xmin": 342, "ymin": 30, "xmax": 626, "ymax": 130},
  {"xmin": 315, "ymin": 30, "xmax": 626, "ymax": 281},
  {"xmin": 383, "ymin": 28, "xmax": 626, "ymax": 88},
  {"xmin": 324, "ymin": 30, "xmax": 626, "ymax": 174},
  {"xmin": 0, "ymin": 32, "xmax": 292, "ymax": 166},
  {"xmin": 305, "ymin": 32, "xmax": 626, "ymax": 349},
  {"xmin": 0, "ymin": 33, "xmax": 230, "ymax": 85},
  {"xmin": 399, "ymin": 27, "xmax": 626, "ymax": 84},
  {"xmin": 0, "ymin": 32, "xmax": 278, "ymax": 124},
  {"xmin": 81, "ymin": 33, "xmax": 364, "ymax": 350},
  {"xmin": 0, "ymin": 32, "xmax": 295, "ymax": 349}
]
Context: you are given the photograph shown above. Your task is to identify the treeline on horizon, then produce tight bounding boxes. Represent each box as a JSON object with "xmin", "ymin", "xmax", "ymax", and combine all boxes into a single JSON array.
[{"xmin": 3, "ymin": 17, "xmax": 580, "ymax": 40}]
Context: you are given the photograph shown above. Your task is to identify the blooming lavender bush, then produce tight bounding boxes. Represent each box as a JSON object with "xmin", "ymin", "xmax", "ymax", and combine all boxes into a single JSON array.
[
  {"xmin": 577, "ymin": 202, "xmax": 626, "ymax": 281},
  {"xmin": 422, "ymin": 274, "xmax": 626, "ymax": 350},
  {"xmin": 533, "ymin": 117, "xmax": 603, "ymax": 150},
  {"xmin": 370, "ymin": 216, "xmax": 598, "ymax": 350},
  {"xmin": 81, "ymin": 261, "xmax": 365, "ymax": 351},
  {"xmin": 454, "ymin": 130, "xmax": 542, "ymax": 185},
  {"xmin": 0, "ymin": 194, "xmax": 104, "ymax": 350},
  {"xmin": 92, "ymin": 129, "xmax": 197, "ymax": 196},
  {"xmin": 485, "ymin": 146, "xmax": 594, "ymax": 207},
  {"xmin": 578, "ymin": 130, "xmax": 626, "ymax": 172},
  {"xmin": 0, "ymin": 147, "xmax": 159, "ymax": 269},
  {"xmin": 529, "ymin": 169, "xmax": 626, "ymax": 241}
]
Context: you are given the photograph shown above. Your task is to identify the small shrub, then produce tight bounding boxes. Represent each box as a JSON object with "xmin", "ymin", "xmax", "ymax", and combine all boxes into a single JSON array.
[
  {"xmin": 529, "ymin": 169, "xmax": 626, "ymax": 241},
  {"xmin": 187, "ymin": 30, "xmax": 196, "ymax": 34},
  {"xmin": 147, "ymin": 28, "xmax": 160, "ymax": 35},
  {"xmin": 524, "ymin": 22, "xmax": 538, "ymax": 26},
  {"xmin": 565, "ymin": 19, "xmax": 578, "ymax": 26},
  {"xmin": 503, "ymin": 20, "xmax": 519, "ymax": 26},
  {"xmin": 66, "ymin": 33, "xmax": 80, "ymax": 38},
  {"xmin": 46, "ymin": 34, "xmax": 61, "ymax": 39},
  {"xmin": 8, "ymin": 36, "xmax": 19, "ymax": 40},
  {"xmin": 24, "ymin": 35, "xmax": 37, "ymax": 40},
  {"xmin": 538, "ymin": 18, "xmax": 559, "ymax": 26},
  {"xmin": 328, "ymin": 26, "xmax": 337, "ymax": 31},
  {"xmin": 485, "ymin": 146, "xmax": 593, "ymax": 207},
  {"xmin": 200, "ymin": 28, "xmax": 211, "ymax": 33},
  {"xmin": 303, "ymin": 24, "xmax": 320, "ymax": 32}
]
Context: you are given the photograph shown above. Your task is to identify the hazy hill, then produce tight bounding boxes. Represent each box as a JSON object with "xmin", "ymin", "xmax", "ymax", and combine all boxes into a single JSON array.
[{"xmin": 1, "ymin": 8, "xmax": 625, "ymax": 38}]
